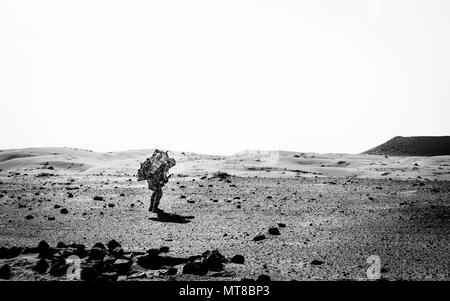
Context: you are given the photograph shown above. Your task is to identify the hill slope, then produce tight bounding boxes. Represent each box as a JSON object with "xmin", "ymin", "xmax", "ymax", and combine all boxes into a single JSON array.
[{"xmin": 364, "ymin": 136, "xmax": 450, "ymax": 156}]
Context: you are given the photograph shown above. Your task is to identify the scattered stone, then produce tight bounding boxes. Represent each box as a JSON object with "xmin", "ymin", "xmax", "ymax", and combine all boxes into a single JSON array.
[
  {"xmin": 107, "ymin": 240, "xmax": 121, "ymax": 251},
  {"xmin": 256, "ymin": 275, "xmax": 271, "ymax": 282},
  {"xmin": 93, "ymin": 196, "xmax": 104, "ymax": 201},
  {"xmin": 90, "ymin": 245, "xmax": 107, "ymax": 260},
  {"xmin": 108, "ymin": 203, "xmax": 115, "ymax": 208},
  {"xmin": 159, "ymin": 246, "xmax": 170, "ymax": 253},
  {"xmin": 33, "ymin": 259, "xmax": 49, "ymax": 274},
  {"xmin": 54, "ymin": 204, "xmax": 61, "ymax": 209},
  {"xmin": 146, "ymin": 248, "xmax": 161, "ymax": 257},
  {"xmin": 310, "ymin": 260, "xmax": 325, "ymax": 266},
  {"xmin": 67, "ymin": 193, "xmax": 74, "ymax": 198},
  {"xmin": 113, "ymin": 259, "xmax": 132, "ymax": 274},
  {"xmin": 25, "ymin": 214, "xmax": 34, "ymax": 220},
  {"xmin": 230, "ymin": 255, "xmax": 245, "ymax": 264},
  {"xmin": 60, "ymin": 208, "xmax": 69, "ymax": 214},
  {"xmin": 0, "ymin": 264, "xmax": 11, "ymax": 279},
  {"xmin": 136, "ymin": 254, "xmax": 163, "ymax": 270},
  {"xmin": 80, "ymin": 263, "xmax": 103, "ymax": 281},
  {"xmin": 277, "ymin": 223, "xmax": 286, "ymax": 228},
  {"xmin": 253, "ymin": 234, "xmax": 266, "ymax": 242},
  {"xmin": 0, "ymin": 246, "xmax": 22, "ymax": 259},
  {"xmin": 48, "ymin": 216, "xmax": 55, "ymax": 221},
  {"xmin": 268, "ymin": 227, "xmax": 280, "ymax": 235},
  {"xmin": 201, "ymin": 250, "xmax": 226, "ymax": 271},
  {"xmin": 57, "ymin": 242, "xmax": 68, "ymax": 249},
  {"xmin": 49, "ymin": 258, "xmax": 69, "ymax": 277},
  {"xmin": 182, "ymin": 261, "xmax": 208, "ymax": 276}
]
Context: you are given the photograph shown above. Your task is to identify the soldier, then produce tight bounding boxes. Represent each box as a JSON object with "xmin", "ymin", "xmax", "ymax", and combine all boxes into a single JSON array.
[{"xmin": 137, "ymin": 150, "xmax": 176, "ymax": 213}]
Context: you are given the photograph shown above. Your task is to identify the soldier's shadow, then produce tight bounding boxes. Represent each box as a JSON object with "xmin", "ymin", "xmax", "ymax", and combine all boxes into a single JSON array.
[{"xmin": 149, "ymin": 210, "xmax": 195, "ymax": 224}]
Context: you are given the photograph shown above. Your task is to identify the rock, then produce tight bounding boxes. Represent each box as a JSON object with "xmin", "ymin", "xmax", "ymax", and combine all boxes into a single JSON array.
[
  {"xmin": 202, "ymin": 250, "xmax": 225, "ymax": 271},
  {"xmin": 60, "ymin": 208, "xmax": 69, "ymax": 214},
  {"xmin": 96, "ymin": 272, "xmax": 118, "ymax": 282},
  {"xmin": 48, "ymin": 216, "xmax": 55, "ymax": 221},
  {"xmin": 25, "ymin": 214, "xmax": 34, "ymax": 220},
  {"xmin": 49, "ymin": 258, "xmax": 69, "ymax": 277},
  {"xmin": 136, "ymin": 254, "xmax": 163, "ymax": 270},
  {"xmin": 253, "ymin": 234, "xmax": 266, "ymax": 241},
  {"xmin": 146, "ymin": 248, "xmax": 161, "ymax": 257},
  {"xmin": 75, "ymin": 244, "xmax": 87, "ymax": 258},
  {"xmin": 111, "ymin": 247, "xmax": 124, "ymax": 258},
  {"xmin": 182, "ymin": 261, "xmax": 208, "ymax": 276},
  {"xmin": 38, "ymin": 240, "xmax": 50, "ymax": 250},
  {"xmin": 57, "ymin": 242, "xmax": 68, "ymax": 249},
  {"xmin": 22, "ymin": 247, "xmax": 38, "ymax": 254},
  {"xmin": 256, "ymin": 275, "xmax": 271, "ymax": 282},
  {"xmin": 80, "ymin": 264, "xmax": 103, "ymax": 281},
  {"xmin": 93, "ymin": 242, "xmax": 106, "ymax": 249},
  {"xmin": 158, "ymin": 246, "xmax": 170, "ymax": 253},
  {"xmin": 268, "ymin": 227, "xmax": 281, "ymax": 235},
  {"xmin": 310, "ymin": 260, "xmax": 325, "ymax": 266},
  {"xmin": 89, "ymin": 247, "xmax": 106, "ymax": 260},
  {"xmin": 277, "ymin": 223, "xmax": 287, "ymax": 228},
  {"xmin": 107, "ymin": 240, "xmax": 121, "ymax": 252},
  {"xmin": 54, "ymin": 204, "xmax": 61, "ymax": 209},
  {"xmin": 38, "ymin": 241, "xmax": 55, "ymax": 259},
  {"xmin": 108, "ymin": 203, "xmax": 115, "ymax": 208},
  {"xmin": 113, "ymin": 259, "xmax": 132, "ymax": 274},
  {"xmin": 230, "ymin": 255, "xmax": 245, "ymax": 264},
  {"xmin": 33, "ymin": 259, "xmax": 49, "ymax": 274},
  {"xmin": 93, "ymin": 196, "xmax": 104, "ymax": 201},
  {"xmin": 67, "ymin": 193, "xmax": 74, "ymax": 198},
  {"xmin": 0, "ymin": 264, "xmax": 11, "ymax": 279},
  {"xmin": 0, "ymin": 246, "xmax": 23, "ymax": 259}
]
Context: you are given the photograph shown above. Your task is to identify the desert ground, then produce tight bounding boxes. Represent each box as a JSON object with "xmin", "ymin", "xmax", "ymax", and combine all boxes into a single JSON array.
[{"xmin": 0, "ymin": 147, "xmax": 449, "ymax": 281}]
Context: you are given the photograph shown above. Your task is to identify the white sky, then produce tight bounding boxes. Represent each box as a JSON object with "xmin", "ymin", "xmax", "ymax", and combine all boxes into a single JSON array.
[{"xmin": 1, "ymin": 0, "xmax": 449, "ymax": 155}]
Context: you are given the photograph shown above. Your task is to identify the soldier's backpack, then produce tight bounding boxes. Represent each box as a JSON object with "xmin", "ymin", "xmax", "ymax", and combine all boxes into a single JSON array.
[{"xmin": 137, "ymin": 150, "xmax": 176, "ymax": 182}]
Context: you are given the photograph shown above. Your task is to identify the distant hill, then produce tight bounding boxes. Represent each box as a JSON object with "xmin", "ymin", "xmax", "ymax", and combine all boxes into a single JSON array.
[{"xmin": 363, "ymin": 136, "xmax": 450, "ymax": 156}]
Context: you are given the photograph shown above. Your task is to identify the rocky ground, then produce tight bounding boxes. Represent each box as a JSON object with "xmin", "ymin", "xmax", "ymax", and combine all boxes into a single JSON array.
[{"xmin": 1, "ymin": 169, "xmax": 449, "ymax": 281}]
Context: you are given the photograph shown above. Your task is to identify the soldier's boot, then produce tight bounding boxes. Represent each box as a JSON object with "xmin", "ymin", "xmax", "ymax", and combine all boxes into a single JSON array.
[{"xmin": 152, "ymin": 189, "xmax": 163, "ymax": 213}]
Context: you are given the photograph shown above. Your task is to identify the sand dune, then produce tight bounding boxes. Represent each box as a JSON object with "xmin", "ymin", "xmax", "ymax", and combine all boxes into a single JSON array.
[{"xmin": 0, "ymin": 147, "xmax": 449, "ymax": 181}]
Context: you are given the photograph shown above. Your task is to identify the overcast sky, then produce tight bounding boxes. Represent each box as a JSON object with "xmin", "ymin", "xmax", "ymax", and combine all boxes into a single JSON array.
[{"xmin": 1, "ymin": 0, "xmax": 449, "ymax": 155}]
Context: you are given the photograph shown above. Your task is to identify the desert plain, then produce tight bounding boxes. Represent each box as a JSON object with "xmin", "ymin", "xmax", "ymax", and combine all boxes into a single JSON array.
[{"xmin": 0, "ymin": 147, "xmax": 449, "ymax": 281}]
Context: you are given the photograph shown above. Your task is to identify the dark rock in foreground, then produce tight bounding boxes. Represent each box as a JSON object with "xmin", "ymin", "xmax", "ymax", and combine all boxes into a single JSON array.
[
  {"xmin": 231, "ymin": 255, "xmax": 245, "ymax": 264},
  {"xmin": 268, "ymin": 227, "xmax": 281, "ymax": 235},
  {"xmin": 0, "ymin": 264, "xmax": 11, "ymax": 279},
  {"xmin": 33, "ymin": 259, "xmax": 49, "ymax": 274}
]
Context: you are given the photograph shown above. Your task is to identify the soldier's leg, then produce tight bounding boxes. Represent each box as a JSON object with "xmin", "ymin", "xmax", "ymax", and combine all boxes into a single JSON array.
[
  {"xmin": 149, "ymin": 190, "xmax": 156, "ymax": 212},
  {"xmin": 152, "ymin": 187, "xmax": 163, "ymax": 212}
]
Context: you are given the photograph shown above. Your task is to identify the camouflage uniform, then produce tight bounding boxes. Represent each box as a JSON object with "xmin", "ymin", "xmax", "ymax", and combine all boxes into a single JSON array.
[{"xmin": 137, "ymin": 150, "xmax": 176, "ymax": 212}]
